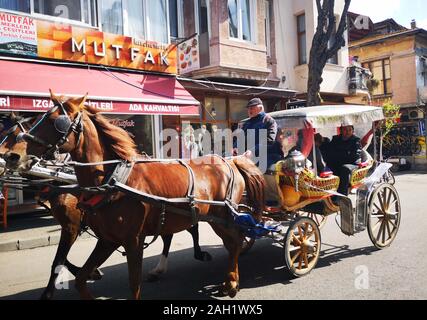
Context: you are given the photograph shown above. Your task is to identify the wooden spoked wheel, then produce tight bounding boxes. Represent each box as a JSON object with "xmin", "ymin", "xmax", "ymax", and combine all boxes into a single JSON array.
[
  {"xmin": 240, "ymin": 237, "xmax": 255, "ymax": 255},
  {"xmin": 297, "ymin": 212, "xmax": 328, "ymax": 229},
  {"xmin": 284, "ymin": 217, "xmax": 321, "ymax": 277},
  {"xmin": 368, "ymin": 183, "xmax": 401, "ymax": 249}
]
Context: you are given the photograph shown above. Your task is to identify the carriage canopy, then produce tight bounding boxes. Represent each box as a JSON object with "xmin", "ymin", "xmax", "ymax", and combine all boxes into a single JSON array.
[{"xmin": 269, "ymin": 105, "xmax": 385, "ymax": 129}]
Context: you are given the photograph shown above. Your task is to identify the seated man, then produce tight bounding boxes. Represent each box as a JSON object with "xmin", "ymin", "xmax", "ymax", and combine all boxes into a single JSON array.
[
  {"xmin": 290, "ymin": 129, "xmax": 328, "ymax": 174},
  {"xmin": 318, "ymin": 125, "xmax": 362, "ymax": 195}
]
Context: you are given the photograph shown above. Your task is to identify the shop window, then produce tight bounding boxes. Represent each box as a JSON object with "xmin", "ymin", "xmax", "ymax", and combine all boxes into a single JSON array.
[
  {"xmin": 230, "ymin": 99, "xmax": 249, "ymax": 125},
  {"xmin": 205, "ymin": 97, "xmax": 227, "ymax": 121},
  {"xmin": 228, "ymin": 0, "xmax": 254, "ymax": 42},
  {"xmin": 0, "ymin": 0, "xmax": 30, "ymax": 13},
  {"xmin": 104, "ymin": 115, "xmax": 154, "ymax": 156}
]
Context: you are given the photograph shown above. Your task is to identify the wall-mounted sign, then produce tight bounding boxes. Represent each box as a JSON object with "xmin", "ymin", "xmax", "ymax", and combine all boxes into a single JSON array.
[
  {"xmin": 0, "ymin": 96, "xmax": 199, "ymax": 116},
  {"xmin": 0, "ymin": 11, "xmax": 177, "ymax": 74},
  {"xmin": 0, "ymin": 12, "xmax": 37, "ymax": 56},
  {"xmin": 178, "ymin": 35, "xmax": 200, "ymax": 74}
]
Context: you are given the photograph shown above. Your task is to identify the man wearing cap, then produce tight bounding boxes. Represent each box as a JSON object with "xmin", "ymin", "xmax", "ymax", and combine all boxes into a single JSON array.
[
  {"xmin": 319, "ymin": 125, "xmax": 362, "ymax": 195},
  {"xmin": 232, "ymin": 98, "xmax": 278, "ymax": 163}
]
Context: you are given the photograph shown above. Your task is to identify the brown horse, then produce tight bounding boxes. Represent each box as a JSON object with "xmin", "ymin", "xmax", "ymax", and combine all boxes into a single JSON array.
[
  {"xmin": 6, "ymin": 92, "xmax": 265, "ymax": 299},
  {"xmin": 0, "ymin": 115, "xmax": 102, "ymax": 300},
  {"xmin": 0, "ymin": 114, "xmax": 212, "ymax": 298}
]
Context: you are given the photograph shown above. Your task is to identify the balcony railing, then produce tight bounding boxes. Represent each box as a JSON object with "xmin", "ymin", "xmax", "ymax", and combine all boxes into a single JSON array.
[{"xmin": 348, "ymin": 65, "xmax": 372, "ymax": 96}]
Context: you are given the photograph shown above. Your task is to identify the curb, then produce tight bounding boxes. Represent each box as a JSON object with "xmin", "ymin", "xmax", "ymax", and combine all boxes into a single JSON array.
[{"xmin": 0, "ymin": 232, "xmax": 92, "ymax": 253}]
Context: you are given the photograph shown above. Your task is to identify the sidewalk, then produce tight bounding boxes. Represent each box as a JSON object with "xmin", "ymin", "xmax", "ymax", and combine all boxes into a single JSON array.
[{"xmin": 0, "ymin": 212, "xmax": 90, "ymax": 252}]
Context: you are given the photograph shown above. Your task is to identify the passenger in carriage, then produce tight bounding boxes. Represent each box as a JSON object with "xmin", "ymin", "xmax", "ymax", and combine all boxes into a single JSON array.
[
  {"xmin": 290, "ymin": 129, "xmax": 328, "ymax": 175},
  {"xmin": 317, "ymin": 125, "xmax": 363, "ymax": 195}
]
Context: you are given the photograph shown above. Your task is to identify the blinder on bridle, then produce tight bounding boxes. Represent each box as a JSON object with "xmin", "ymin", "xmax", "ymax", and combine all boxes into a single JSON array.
[
  {"xmin": 0, "ymin": 116, "xmax": 35, "ymax": 146},
  {"xmin": 17, "ymin": 101, "xmax": 83, "ymax": 160}
]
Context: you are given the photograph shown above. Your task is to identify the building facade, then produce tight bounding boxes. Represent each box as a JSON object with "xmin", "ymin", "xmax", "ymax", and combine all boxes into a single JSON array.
[
  {"xmin": 349, "ymin": 17, "xmax": 427, "ymax": 169},
  {"xmin": 0, "ymin": 0, "xmax": 201, "ymax": 211},
  {"xmin": 273, "ymin": 0, "xmax": 366, "ymax": 105}
]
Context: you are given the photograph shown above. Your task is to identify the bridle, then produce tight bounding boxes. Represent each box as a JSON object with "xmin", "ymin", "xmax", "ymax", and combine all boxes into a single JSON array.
[
  {"xmin": 17, "ymin": 101, "xmax": 84, "ymax": 160},
  {"xmin": 0, "ymin": 116, "xmax": 35, "ymax": 147}
]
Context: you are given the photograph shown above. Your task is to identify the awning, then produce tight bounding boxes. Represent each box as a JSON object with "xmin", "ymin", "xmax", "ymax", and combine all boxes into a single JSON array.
[{"xmin": 0, "ymin": 59, "xmax": 200, "ymax": 116}]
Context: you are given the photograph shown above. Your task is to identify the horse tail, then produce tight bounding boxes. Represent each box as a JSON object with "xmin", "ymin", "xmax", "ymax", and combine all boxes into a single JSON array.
[{"xmin": 232, "ymin": 156, "xmax": 265, "ymax": 220}]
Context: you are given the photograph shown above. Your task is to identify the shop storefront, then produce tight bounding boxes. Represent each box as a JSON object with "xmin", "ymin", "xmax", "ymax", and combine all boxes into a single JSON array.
[
  {"xmin": 163, "ymin": 78, "xmax": 297, "ymax": 158},
  {"xmin": 0, "ymin": 10, "xmax": 200, "ymax": 212}
]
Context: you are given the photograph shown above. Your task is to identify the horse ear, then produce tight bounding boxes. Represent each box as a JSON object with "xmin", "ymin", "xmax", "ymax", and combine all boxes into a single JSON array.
[
  {"xmin": 49, "ymin": 89, "xmax": 59, "ymax": 102},
  {"xmin": 71, "ymin": 93, "xmax": 88, "ymax": 110},
  {"xmin": 10, "ymin": 112, "xmax": 17, "ymax": 121}
]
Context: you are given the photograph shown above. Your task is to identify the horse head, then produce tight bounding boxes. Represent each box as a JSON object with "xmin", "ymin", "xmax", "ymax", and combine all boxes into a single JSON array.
[
  {"xmin": 0, "ymin": 113, "xmax": 38, "ymax": 173},
  {"xmin": 13, "ymin": 90, "xmax": 87, "ymax": 171}
]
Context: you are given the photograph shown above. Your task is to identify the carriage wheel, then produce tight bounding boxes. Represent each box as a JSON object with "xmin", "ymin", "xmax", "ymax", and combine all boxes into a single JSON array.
[
  {"xmin": 240, "ymin": 237, "xmax": 255, "ymax": 255},
  {"xmin": 284, "ymin": 217, "xmax": 321, "ymax": 278},
  {"xmin": 368, "ymin": 183, "xmax": 401, "ymax": 249},
  {"xmin": 297, "ymin": 212, "xmax": 328, "ymax": 229}
]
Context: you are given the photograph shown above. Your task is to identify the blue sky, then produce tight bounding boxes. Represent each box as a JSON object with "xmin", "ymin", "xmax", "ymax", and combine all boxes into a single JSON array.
[{"xmin": 349, "ymin": 0, "xmax": 427, "ymax": 30}]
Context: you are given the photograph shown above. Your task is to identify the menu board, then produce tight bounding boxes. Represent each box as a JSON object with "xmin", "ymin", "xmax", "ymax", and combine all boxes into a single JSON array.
[
  {"xmin": 178, "ymin": 35, "xmax": 200, "ymax": 74},
  {"xmin": 0, "ymin": 12, "xmax": 37, "ymax": 56}
]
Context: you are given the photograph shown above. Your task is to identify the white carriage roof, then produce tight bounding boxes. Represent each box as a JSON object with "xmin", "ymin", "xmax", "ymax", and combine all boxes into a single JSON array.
[{"xmin": 269, "ymin": 105, "xmax": 385, "ymax": 128}]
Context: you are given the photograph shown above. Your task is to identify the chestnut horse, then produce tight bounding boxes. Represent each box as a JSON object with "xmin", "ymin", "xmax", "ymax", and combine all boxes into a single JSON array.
[
  {"xmin": 0, "ymin": 114, "xmax": 212, "ymax": 298},
  {"xmin": 0, "ymin": 115, "xmax": 102, "ymax": 300},
  {"xmin": 4, "ymin": 92, "xmax": 265, "ymax": 299}
]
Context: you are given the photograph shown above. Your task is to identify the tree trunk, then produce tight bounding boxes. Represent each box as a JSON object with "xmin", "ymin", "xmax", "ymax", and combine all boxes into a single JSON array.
[{"xmin": 306, "ymin": 0, "xmax": 352, "ymax": 107}]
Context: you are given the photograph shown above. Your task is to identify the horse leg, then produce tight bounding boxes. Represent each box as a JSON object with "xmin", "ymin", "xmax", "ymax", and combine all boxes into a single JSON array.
[
  {"xmin": 75, "ymin": 239, "xmax": 118, "ymax": 300},
  {"xmin": 40, "ymin": 228, "xmax": 78, "ymax": 300},
  {"xmin": 188, "ymin": 224, "xmax": 212, "ymax": 262},
  {"xmin": 210, "ymin": 224, "xmax": 243, "ymax": 298},
  {"xmin": 148, "ymin": 235, "xmax": 172, "ymax": 281},
  {"xmin": 125, "ymin": 237, "xmax": 145, "ymax": 300}
]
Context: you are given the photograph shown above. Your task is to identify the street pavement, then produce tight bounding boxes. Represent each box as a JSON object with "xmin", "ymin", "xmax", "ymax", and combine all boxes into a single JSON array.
[{"xmin": 0, "ymin": 172, "xmax": 426, "ymax": 300}]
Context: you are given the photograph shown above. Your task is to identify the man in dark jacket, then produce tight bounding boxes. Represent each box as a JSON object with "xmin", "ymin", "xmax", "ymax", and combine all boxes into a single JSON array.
[
  {"xmin": 233, "ymin": 98, "xmax": 278, "ymax": 166},
  {"xmin": 320, "ymin": 125, "xmax": 362, "ymax": 195}
]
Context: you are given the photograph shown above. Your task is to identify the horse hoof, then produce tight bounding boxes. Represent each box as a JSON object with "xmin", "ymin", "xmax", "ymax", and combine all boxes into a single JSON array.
[
  {"xmin": 195, "ymin": 251, "xmax": 213, "ymax": 262},
  {"xmin": 88, "ymin": 268, "xmax": 103, "ymax": 281},
  {"xmin": 228, "ymin": 282, "xmax": 239, "ymax": 298},
  {"xmin": 228, "ymin": 287, "xmax": 239, "ymax": 298}
]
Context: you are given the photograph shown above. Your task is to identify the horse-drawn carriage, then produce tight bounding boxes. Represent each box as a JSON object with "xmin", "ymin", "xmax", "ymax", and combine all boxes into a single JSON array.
[
  {"xmin": 240, "ymin": 105, "xmax": 401, "ymax": 276},
  {"xmin": 0, "ymin": 95, "xmax": 401, "ymax": 298}
]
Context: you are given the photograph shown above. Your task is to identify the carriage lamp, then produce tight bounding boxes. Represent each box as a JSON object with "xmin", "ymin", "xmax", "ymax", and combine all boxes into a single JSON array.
[{"xmin": 283, "ymin": 151, "xmax": 306, "ymax": 192}]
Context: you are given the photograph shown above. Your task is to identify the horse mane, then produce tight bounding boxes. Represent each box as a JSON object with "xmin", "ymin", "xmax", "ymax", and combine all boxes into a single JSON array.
[{"xmin": 83, "ymin": 106, "xmax": 138, "ymax": 161}]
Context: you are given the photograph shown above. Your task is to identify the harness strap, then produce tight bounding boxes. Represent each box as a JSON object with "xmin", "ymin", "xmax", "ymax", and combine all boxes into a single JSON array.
[
  {"xmin": 212, "ymin": 155, "xmax": 235, "ymax": 202},
  {"xmin": 176, "ymin": 159, "xmax": 198, "ymax": 225},
  {"xmin": 143, "ymin": 204, "xmax": 166, "ymax": 249}
]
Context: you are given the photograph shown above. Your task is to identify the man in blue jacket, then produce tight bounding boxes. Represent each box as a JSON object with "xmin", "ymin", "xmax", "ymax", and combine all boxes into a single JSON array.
[{"xmin": 233, "ymin": 98, "xmax": 278, "ymax": 170}]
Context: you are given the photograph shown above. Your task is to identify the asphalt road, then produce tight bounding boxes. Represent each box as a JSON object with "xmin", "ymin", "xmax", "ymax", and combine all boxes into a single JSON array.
[{"xmin": 0, "ymin": 172, "xmax": 426, "ymax": 300}]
